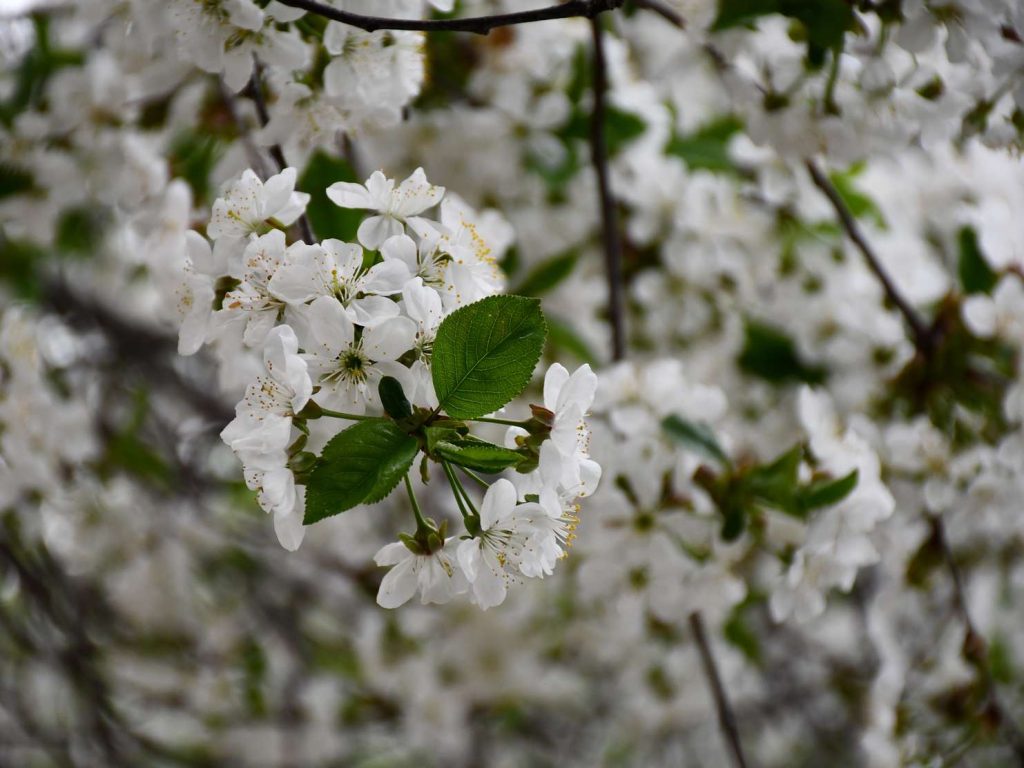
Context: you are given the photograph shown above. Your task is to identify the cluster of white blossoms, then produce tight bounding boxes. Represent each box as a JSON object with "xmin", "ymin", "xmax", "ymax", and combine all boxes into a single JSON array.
[
  {"xmin": 182, "ymin": 163, "xmax": 600, "ymax": 610},
  {"xmin": 7, "ymin": 0, "xmax": 1024, "ymax": 764}
]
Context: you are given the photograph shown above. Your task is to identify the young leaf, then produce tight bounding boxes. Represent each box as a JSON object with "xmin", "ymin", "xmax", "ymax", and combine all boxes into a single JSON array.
[
  {"xmin": 665, "ymin": 116, "xmax": 743, "ymax": 173},
  {"xmin": 744, "ymin": 444, "xmax": 803, "ymax": 514},
  {"xmin": 800, "ymin": 469, "xmax": 858, "ymax": 513},
  {"xmin": 304, "ymin": 419, "xmax": 419, "ymax": 524},
  {"xmin": 379, "ymin": 376, "xmax": 412, "ymax": 421},
  {"xmin": 434, "ymin": 439, "xmax": 525, "ymax": 473},
  {"xmin": 431, "ymin": 295, "xmax": 547, "ymax": 419},
  {"xmin": 957, "ymin": 226, "xmax": 997, "ymax": 295},
  {"xmin": 513, "ymin": 251, "xmax": 579, "ymax": 297},
  {"xmin": 661, "ymin": 414, "xmax": 731, "ymax": 467},
  {"xmin": 738, "ymin": 319, "xmax": 827, "ymax": 385}
]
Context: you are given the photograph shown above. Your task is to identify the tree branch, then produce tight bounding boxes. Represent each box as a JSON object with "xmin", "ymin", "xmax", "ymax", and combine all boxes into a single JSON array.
[
  {"xmin": 930, "ymin": 516, "xmax": 1024, "ymax": 766},
  {"xmin": 805, "ymin": 159, "xmax": 932, "ymax": 353},
  {"xmin": 689, "ymin": 612, "xmax": 751, "ymax": 768},
  {"xmin": 274, "ymin": 0, "xmax": 625, "ymax": 35},
  {"xmin": 589, "ymin": 17, "xmax": 627, "ymax": 362},
  {"xmin": 248, "ymin": 58, "xmax": 317, "ymax": 245}
]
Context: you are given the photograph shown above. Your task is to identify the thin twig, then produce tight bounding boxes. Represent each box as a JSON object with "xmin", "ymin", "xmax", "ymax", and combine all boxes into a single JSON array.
[
  {"xmin": 690, "ymin": 612, "xmax": 752, "ymax": 768},
  {"xmin": 930, "ymin": 516, "xmax": 1024, "ymax": 766},
  {"xmin": 589, "ymin": 17, "xmax": 627, "ymax": 362},
  {"xmin": 274, "ymin": 0, "xmax": 624, "ymax": 35},
  {"xmin": 216, "ymin": 78, "xmax": 271, "ymax": 180},
  {"xmin": 805, "ymin": 159, "xmax": 932, "ymax": 352},
  {"xmin": 248, "ymin": 59, "xmax": 317, "ymax": 244},
  {"xmin": 632, "ymin": 0, "xmax": 686, "ymax": 28}
]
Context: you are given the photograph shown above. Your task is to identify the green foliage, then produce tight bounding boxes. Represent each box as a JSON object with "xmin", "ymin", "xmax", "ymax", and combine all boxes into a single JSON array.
[
  {"xmin": 414, "ymin": 30, "xmax": 477, "ymax": 111},
  {"xmin": 432, "ymin": 295, "xmax": 547, "ymax": 419},
  {"xmin": 828, "ymin": 164, "xmax": 886, "ymax": 228},
  {"xmin": 712, "ymin": 0, "xmax": 853, "ymax": 62},
  {"xmin": 546, "ymin": 316, "xmax": 598, "ymax": 366},
  {"xmin": 661, "ymin": 414, "xmax": 731, "ymax": 467},
  {"xmin": 957, "ymin": 226, "xmax": 997, "ymax": 295},
  {"xmin": 298, "ymin": 150, "xmax": 362, "ymax": 242},
  {"xmin": 665, "ymin": 116, "xmax": 744, "ymax": 173},
  {"xmin": 513, "ymin": 251, "xmax": 579, "ymax": 297},
  {"xmin": 434, "ymin": 437, "xmax": 525, "ymax": 473},
  {"xmin": 738, "ymin": 319, "xmax": 827, "ymax": 384},
  {"xmin": 169, "ymin": 131, "xmax": 226, "ymax": 207},
  {"xmin": 0, "ymin": 163, "xmax": 35, "ymax": 200},
  {"xmin": 304, "ymin": 419, "xmax": 419, "ymax": 524},
  {"xmin": 55, "ymin": 205, "xmax": 108, "ymax": 256},
  {"xmin": 0, "ymin": 14, "xmax": 83, "ymax": 126},
  {"xmin": 801, "ymin": 469, "xmax": 858, "ymax": 512},
  {"xmin": 378, "ymin": 376, "xmax": 413, "ymax": 421},
  {"xmin": 0, "ymin": 238, "xmax": 45, "ymax": 299}
]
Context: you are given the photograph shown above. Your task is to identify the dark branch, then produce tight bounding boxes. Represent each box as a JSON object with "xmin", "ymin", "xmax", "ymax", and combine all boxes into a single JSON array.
[
  {"xmin": 690, "ymin": 612, "xmax": 752, "ymax": 768},
  {"xmin": 274, "ymin": 0, "xmax": 624, "ymax": 35},
  {"xmin": 633, "ymin": 0, "xmax": 686, "ymax": 28},
  {"xmin": 248, "ymin": 58, "xmax": 317, "ymax": 245},
  {"xmin": 589, "ymin": 17, "xmax": 627, "ymax": 362},
  {"xmin": 805, "ymin": 159, "xmax": 932, "ymax": 353},
  {"xmin": 930, "ymin": 516, "xmax": 1024, "ymax": 766}
]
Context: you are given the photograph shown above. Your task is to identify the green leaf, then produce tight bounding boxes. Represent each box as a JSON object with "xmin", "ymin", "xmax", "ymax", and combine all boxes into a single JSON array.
[
  {"xmin": 547, "ymin": 316, "xmax": 598, "ymax": 366},
  {"xmin": 828, "ymin": 164, "xmax": 886, "ymax": 228},
  {"xmin": 661, "ymin": 415, "xmax": 731, "ymax": 467},
  {"xmin": 745, "ymin": 444, "xmax": 802, "ymax": 513},
  {"xmin": 304, "ymin": 419, "xmax": 419, "ymax": 524},
  {"xmin": 169, "ymin": 131, "xmax": 226, "ymax": 207},
  {"xmin": 434, "ymin": 438, "xmax": 524, "ymax": 473},
  {"xmin": 432, "ymin": 295, "xmax": 547, "ymax": 419},
  {"xmin": 665, "ymin": 116, "xmax": 743, "ymax": 173},
  {"xmin": 55, "ymin": 205, "xmax": 109, "ymax": 256},
  {"xmin": 0, "ymin": 163, "xmax": 34, "ymax": 200},
  {"xmin": 712, "ymin": 0, "xmax": 852, "ymax": 54},
  {"xmin": 298, "ymin": 150, "xmax": 362, "ymax": 242},
  {"xmin": 513, "ymin": 251, "xmax": 579, "ymax": 297},
  {"xmin": 957, "ymin": 226, "xmax": 997, "ymax": 295},
  {"xmin": 378, "ymin": 376, "xmax": 412, "ymax": 421},
  {"xmin": 800, "ymin": 469, "xmax": 858, "ymax": 512},
  {"xmin": 738, "ymin": 319, "xmax": 827, "ymax": 385}
]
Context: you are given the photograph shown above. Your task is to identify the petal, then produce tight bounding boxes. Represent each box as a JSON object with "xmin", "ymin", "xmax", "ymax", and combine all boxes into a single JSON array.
[
  {"xmin": 558, "ymin": 365, "xmax": 597, "ymax": 413},
  {"xmin": 357, "ymin": 215, "xmax": 403, "ymax": 250},
  {"xmin": 362, "ymin": 259, "xmax": 411, "ymax": 294},
  {"xmin": 349, "ymin": 295, "xmax": 400, "ymax": 327},
  {"xmin": 326, "ymin": 180, "xmax": 378, "ymax": 210},
  {"xmin": 374, "ymin": 541, "xmax": 412, "ymax": 566},
  {"xmin": 480, "ymin": 478, "xmax": 517, "ymax": 531},
  {"xmin": 273, "ymin": 508, "xmax": 305, "ymax": 551},
  {"xmin": 380, "ymin": 234, "xmax": 419, "ymax": 271},
  {"xmin": 363, "ymin": 316, "xmax": 416, "ymax": 361},
  {"xmin": 376, "ymin": 557, "xmax": 418, "ymax": 608},
  {"xmin": 543, "ymin": 363, "xmax": 569, "ymax": 412},
  {"xmin": 305, "ymin": 295, "xmax": 354, "ymax": 353}
]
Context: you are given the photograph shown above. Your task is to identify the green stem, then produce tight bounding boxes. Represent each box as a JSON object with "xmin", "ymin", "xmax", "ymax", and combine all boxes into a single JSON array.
[
  {"xmin": 442, "ymin": 461, "xmax": 479, "ymax": 520},
  {"xmin": 471, "ymin": 416, "xmax": 525, "ymax": 427},
  {"xmin": 459, "ymin": 467, "xmax": 491, "ymax": 490},
  {"xmin": 404, "ymin": 474, "xmax": 428, "ymax": 530},
  {"xmin": 823, "ymin": 47, "xmax": 841, "ymax": 116},
  {"xmin": 319, "ymin": 408, "xmax": 372, "ymax": 421}
]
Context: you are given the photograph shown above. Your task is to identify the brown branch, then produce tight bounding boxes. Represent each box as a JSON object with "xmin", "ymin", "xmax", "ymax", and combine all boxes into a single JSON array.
[
  {"xmin": 589, "ymin": 17, "xmax": 627, "ymax": 362},
  {"xmin": 930, "ymin": 516, "xmax": 1024, "ymax": 766},
  {"xmin": 275, "ymin": 0, "xmax": 624, "ymax": 35},
  {"xmin": 690, "ymin": 612, "xmax": 752, "ymax": 768},
  {"xmin": 805, "ymin": 159, "xmax": 932, "ymax": 353},
  {"xmin": 248, "ymin": 59, "xmax": 317, "ymax": 244}
]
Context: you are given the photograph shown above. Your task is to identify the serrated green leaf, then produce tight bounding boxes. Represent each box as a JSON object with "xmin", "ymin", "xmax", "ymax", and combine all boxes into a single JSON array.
[
  {"xmin": 513, "ymin": 251, "xmax": 579, "ymax": 297},
  {"xmin": 738, "ymin": 319, "xmax": 827, "ymax": 385},
  {"xmin": 957, "ymin": 226, "xmax": 997, "ymax": 295},
  {"xmin": 298, "ymin": 150, "xmax": 361, "ymax": 242},
  {"xmin": 434, "ymin": 439, "xmax": 524, "ymax": 473},
  {"xmin": 432, "ymin": 295, "xmax": 547, "ymax": 419},
  {"xmin": 800, "ymin": 468, "xmax": 858, "ymax": 512},
  {"xmin": 661, "ymin": 414, "xmax": 731, "ymax": 467},
  {"xmin": 304, "ymin": 419, "xmax": 419, "ymax": 524}
]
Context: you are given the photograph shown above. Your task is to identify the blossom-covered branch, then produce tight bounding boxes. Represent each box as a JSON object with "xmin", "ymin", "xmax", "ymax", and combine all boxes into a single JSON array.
[{"xmin": 274, "ymin": 0, "xmax": 625, "ymax": 35}]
